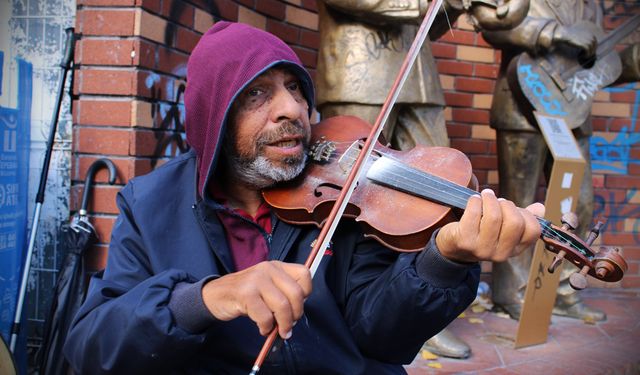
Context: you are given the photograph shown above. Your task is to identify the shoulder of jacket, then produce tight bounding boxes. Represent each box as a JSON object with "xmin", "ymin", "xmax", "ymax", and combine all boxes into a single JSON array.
[{"xmin": 125, "ymin": 150, "xmax": 197, "ymax": 200}]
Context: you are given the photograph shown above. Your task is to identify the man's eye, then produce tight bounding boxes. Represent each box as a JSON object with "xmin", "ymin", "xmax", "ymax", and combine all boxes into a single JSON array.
[
  {"xmin": 287, "ymin": 82, "xmax": 300, "ymax": 92},
  {"xmin": 247, "ymin": 87, "xmax": 264, "ymax": 97}
]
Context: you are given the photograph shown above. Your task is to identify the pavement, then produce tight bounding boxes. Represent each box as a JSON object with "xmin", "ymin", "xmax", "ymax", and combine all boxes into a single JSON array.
[{"xmin": 405, "ymin": 288, "xmax": 640, "ymax": 374}]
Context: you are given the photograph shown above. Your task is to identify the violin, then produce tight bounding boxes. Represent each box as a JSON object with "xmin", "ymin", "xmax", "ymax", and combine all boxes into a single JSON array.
[{"xmin": 264, "ymin": 115, "xmax": 628, "ymax": 289}]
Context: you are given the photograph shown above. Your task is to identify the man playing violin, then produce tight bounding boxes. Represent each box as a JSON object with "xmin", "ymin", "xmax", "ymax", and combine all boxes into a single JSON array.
[{"xmin": 64, "ymin": 22, "xmax": 544, "ymax": 374}]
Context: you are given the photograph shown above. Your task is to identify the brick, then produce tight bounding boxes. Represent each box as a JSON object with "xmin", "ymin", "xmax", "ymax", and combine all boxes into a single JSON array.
[
  {"xmin": 176, "ymin": 26, "xmax": 201, "ymax": 53},
  {"xmin": 440, "ymin": 75, "xmax": 454, "ymax": 90},
  {"xmin": 157, "ymin": 46, "xmax": 189, "ymax": 75},
  {"xmin": 194, "ymin": 7, "xmax": 215, "ymax": 34},
  {"xmin": 75, "ymin": 127, "xmax": 131, "ymax": 155},
  {"xmin": 592, "ymin": 102, "xmax": 631, "ymax": 118},
  {"xmin": 446, "ymin": 123, "xmax": 472, "ymax": 138},
  {"xmin": 78, "ymin": 69, "xmax": 136, "ymax": 96},
  {"xmin": 436, "ymin": 60, "xmax": 473, "ymax": 76},
  {"xmin": 134, "ymin": 39, "xmax": 157, "ymax": 69},
  {"xmin": 74, "ymin": 99, "xmax": 132, "ymax": 127},
  {"xmin": 440, "ymin": 29, "xmax": 476, "ymax": 45},
  {"xmin": 456, "ymin": 45, "xmax": 495, "ymax": 63},
  {"xmin": 452, "ymin": 108, "xmax": 490, "ymax": 124},
  {"xmin": 488, "ymin": 170, "xmax": 499, "ymax": 185},
  {"xmin": 455, "ymin": 15, "xmax": 475, "ymax": 31},
  {"xmin": 136, "ymin": 0, "xmax": 162, "ymax": 14},
  {"xmin": 78, "ymin": 9, "xmax": 136, "ymax": 36},
  {"xmin": 256, "ymin": 0, "xmax": 286, "ymax": 19},
  {"xmin": 286, "ymin": 5, "xmax": 318, "ymax": 30},
  {"xmin": 135, "ymin": 8, "xmax": 168, "ymax": 44},
  {"xmin": 605, "ymin": 175, "xmax": 640, "ymax": 189},
  {"xmin": 239, "ymin": 6, "xmax": 267, "ymax": 30},
  {"xmin": 79, "ymin": 38, "xmax": 135, "ymax": 66},
  {"xmin": 291, "ymin": 46, "xmax": 317, "ymax": 68},
  {"xmin": 473, "ymin": 94, "xmax": 493, "ymax": 109},
  {"xmin": 455, "ymin": 77, "xmax": 495, "ymax": 93},
  {"xmin": 213, "ymin": 0, "xmax": 239, "ymax": 21},
  {"xmin": 444, "ymin": 92, "xmax": 473, "ymax": 107},
  {"xmin": 78, "ymin": 0, "xmax": 135, "ymax": 5},
  {"xmin": 471, "ymin": 124, "xmax": 495, "ymax": 140},
  {"xmin": 267, "ymin": 19, "xmax": 300, "ymax": 44},
  {"xmin": 594, "ymin": 90, "xmax": 610, "ymax": 102},
  {"xmin": 70, "ymin": 184, "xmax": 120, "ymax": 214},
  {"xmin": 474, "ymin": 63, "xmax": 499, "ymax": 79},
  {"xmin": 469, "ymin": 155, "xmax": 497, "ymax": 170},
  {"xmin": 131, "ymin": 100, "xmax": 155, "ymax": 128},
  {"xmin": 74, "ymin": 155, "xmax": 127, "ymax": 185},
  {"xmin": 162, "ymin": 0, "xmax": 195, "ymax": 28},
  {"xmin": 283, "ymin": 0, "xmax": 302, "ymax": 6},
  {"xmin": 610, "ymin": 90, "xmax": 637, "ymax": 103},
  {"xmin": 301, "ymin": 0, "xmax": 317, "ymax": 11},
  {"xmin": 431, "ymin": 42, "xmax": 456, "ymax": 59},
  {"xmin": 90, "ymin": 216, "xmax": 117, "ymax": 244},
  {"xmin": 450, "ymin": 138, "xmax": 489, "ymax": 154},
  {"xmin": 299, "ymin": 29, "xmax": 319, "ymax": 49},
  {"xmin": 622, "ymin": 276, "xmax": 640, "ymax": 288}
]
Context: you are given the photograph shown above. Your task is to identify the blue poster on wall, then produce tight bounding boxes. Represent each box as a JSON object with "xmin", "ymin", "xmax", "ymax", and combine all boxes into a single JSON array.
[{"xmin": 0, "ymin": 52, "xmax": 33, "ymax": 342}]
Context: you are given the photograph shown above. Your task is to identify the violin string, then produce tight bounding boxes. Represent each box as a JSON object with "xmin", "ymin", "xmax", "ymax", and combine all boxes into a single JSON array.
[{"xmin": 325, "ymin": 149, "xmax": 590, "ymax": 256}]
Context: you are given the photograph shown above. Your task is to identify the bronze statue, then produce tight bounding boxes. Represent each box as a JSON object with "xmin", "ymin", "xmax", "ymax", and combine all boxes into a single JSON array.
[
  {"xmin": 482, "ymin": 0, "xmax": 640, "ymax": 321},
  {"xmin": 316, "ymin": 0, "xmax": 531, "ymax": 359}
]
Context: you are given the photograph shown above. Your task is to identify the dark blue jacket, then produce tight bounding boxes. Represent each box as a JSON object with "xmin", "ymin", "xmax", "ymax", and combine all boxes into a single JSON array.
[{"xmin": 63, "ymin": 150, "xmax": 479, "ymax": 374}]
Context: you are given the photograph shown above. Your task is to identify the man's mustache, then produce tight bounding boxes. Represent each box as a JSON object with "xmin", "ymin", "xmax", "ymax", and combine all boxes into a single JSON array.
[{"xmin": 256, "ymin": 120, "xmax": 309, "ymax": 147}]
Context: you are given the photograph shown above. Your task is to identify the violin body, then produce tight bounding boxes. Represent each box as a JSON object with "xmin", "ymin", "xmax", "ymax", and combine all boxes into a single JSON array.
[{"xmin": 263, "ymin": 115, "xmax": 475, "ymax": 252}]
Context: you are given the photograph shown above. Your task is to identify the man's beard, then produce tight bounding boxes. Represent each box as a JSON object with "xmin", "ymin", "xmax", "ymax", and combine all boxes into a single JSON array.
[{"xmin": 224, "ymin": 121, "xmax": 309, "ymax": 189}]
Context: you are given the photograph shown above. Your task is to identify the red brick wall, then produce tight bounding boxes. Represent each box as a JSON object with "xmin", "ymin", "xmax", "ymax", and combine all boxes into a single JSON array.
[{"xmin": 73, "ymin": 0, "xmax": 640, "ymax": 288}]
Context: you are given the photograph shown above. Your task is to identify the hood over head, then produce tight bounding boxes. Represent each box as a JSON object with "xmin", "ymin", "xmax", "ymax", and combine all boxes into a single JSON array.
[{"xmin": 185, "ymin": 21, "xmax": 315, "ymax": 198}]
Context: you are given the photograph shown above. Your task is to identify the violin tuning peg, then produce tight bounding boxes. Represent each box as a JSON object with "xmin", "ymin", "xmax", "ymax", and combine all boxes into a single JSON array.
[
  {"xmin": 569, "ymin": 265, "xmax": 590, "ymax": 290},
  {"xmin": 585, "ymin": 221, "xmax": 605, "ymax": 246},
  {"xmin": 560, "ymin": 212, "xmax": 579, "ymax": 231},
  {"xmin": 547, "ymin": 250, "xmax": 566, "ymax": 274}
]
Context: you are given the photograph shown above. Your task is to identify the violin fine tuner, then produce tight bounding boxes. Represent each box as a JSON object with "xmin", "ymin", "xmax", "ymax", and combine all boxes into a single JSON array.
[
  {"xmin": 545, "ymin": 213, "xmax": 627, "ymax": 290},
  {"xmin": 309, "ymin": 137, "xmax": 336, "ymax": 163}
]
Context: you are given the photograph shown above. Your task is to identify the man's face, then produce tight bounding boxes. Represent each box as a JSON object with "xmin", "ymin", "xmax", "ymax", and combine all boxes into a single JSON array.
[{"xmin": 224, "ymin": 68, "xmax": 311, "ymax": 189}]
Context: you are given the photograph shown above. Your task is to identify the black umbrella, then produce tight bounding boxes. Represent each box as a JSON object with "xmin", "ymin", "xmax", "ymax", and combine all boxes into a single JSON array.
[{"xmin": 37, "ymin": 158, "xmax": 116, "ymax": 375}]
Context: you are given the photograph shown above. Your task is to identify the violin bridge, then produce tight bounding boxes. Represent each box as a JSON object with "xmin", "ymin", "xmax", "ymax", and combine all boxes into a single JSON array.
[{"xmin": 338, "ymin": 141, "xmax": 363, "ymax": 173}]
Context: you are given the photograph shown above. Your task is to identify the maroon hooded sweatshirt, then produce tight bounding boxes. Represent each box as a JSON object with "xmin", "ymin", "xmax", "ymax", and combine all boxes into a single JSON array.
[{"xmin": 184, "ymin": 21, "xmax": 315, "ymax": 271}]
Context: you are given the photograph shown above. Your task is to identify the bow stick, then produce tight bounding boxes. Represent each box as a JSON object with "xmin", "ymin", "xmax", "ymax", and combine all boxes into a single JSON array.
[{"xmin": 250, "ymin": 1, "xmax": 445, "ymax": 373}]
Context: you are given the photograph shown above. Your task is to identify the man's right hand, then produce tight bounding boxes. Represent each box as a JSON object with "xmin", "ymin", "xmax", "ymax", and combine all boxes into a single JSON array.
[
  {"xmin": 552, "ymin": 23, "xmax": 597, "ymax": 58},
  {"xmin": 201, "ymin": 261, "xmax": 312, "ymax": 339}
]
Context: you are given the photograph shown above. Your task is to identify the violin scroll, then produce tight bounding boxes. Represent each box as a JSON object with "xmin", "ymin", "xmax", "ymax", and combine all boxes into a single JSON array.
[{"xmin": 541, "ymin": 214, "xmax": 627, "ymax": 290}]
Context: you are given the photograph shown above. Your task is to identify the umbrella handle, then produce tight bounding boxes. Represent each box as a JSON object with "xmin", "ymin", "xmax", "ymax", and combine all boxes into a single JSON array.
[{"xmin": 79, "ymin": 158, "xmax": 117, "ymax": 216}]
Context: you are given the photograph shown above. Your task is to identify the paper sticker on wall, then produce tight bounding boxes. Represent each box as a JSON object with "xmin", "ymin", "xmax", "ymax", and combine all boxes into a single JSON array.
[
  {"xmin": 560, "ymin": 197, "xmax": 573, "ymax": 214},
  {"xmin": 561, "ymin": 173, "xmax": 573, "ymax": 189}
]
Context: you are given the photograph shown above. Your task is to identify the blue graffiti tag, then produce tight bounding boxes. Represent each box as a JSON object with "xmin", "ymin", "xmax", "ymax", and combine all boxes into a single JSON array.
[
  {"xmin": 594, "ymin": 188, "xmax": 640, "ymax": 243},
  {"xmin": 519, "ymin": 64, "xmax": 567, "ymax": 116},
  {"xmin": 590, "ymin": 83, "xmax": 640, "ymax": 174}
]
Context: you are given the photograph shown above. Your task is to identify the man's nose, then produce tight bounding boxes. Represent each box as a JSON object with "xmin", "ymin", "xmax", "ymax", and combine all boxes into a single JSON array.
[{"xmin": 271, "ymin": 86, "xmax": 302, "ymax": 122}]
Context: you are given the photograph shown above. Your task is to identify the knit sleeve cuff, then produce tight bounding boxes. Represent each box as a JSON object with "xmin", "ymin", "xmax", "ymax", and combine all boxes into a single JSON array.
[
  {"xmin": 415, "ymin": 231, "xmax": 478, "ymax": 288},
  {"xmin": 168, "ymin": 275, "xmax": 218, "ymax": 333}
]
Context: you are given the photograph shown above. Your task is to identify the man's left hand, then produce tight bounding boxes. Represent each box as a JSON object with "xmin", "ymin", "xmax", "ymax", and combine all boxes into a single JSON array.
[{"xmin": 435, "ymin": 189, "xmax": 545, "ymax": 263}]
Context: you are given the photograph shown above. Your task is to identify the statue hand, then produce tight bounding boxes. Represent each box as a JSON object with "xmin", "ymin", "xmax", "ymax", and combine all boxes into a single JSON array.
[
  {"xmin": 469, "ymin": 0, "xmax": 529, "ymax": 31},
  {"xmin": 435, "ymin": 189, "xmax": 544, "ymax": 263},
  {"xmin": 552, "ymin": 23, "xmax": 598, "ymax": 58}
]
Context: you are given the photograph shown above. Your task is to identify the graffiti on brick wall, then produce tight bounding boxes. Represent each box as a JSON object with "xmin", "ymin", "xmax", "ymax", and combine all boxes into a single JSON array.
[
  {"xmin": 145, "ymin": 65, "xmax": 190, "ymax": 169},
  {"xmin": 165, "ymin": 0, "xmax": 218, "ymax": 46},
  {"xmin": 594, "ymin": 188, "xmax": 640, "ymax": 242},
  {"xmin": 590, "ymin": 83, "xmax": 640, "ymax": 174}
]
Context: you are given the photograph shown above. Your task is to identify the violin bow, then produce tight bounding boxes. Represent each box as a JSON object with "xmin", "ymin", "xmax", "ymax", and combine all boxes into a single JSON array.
[{"xmin": 249, "ymin": 1, "xmax": 445, "ymax": 373}]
